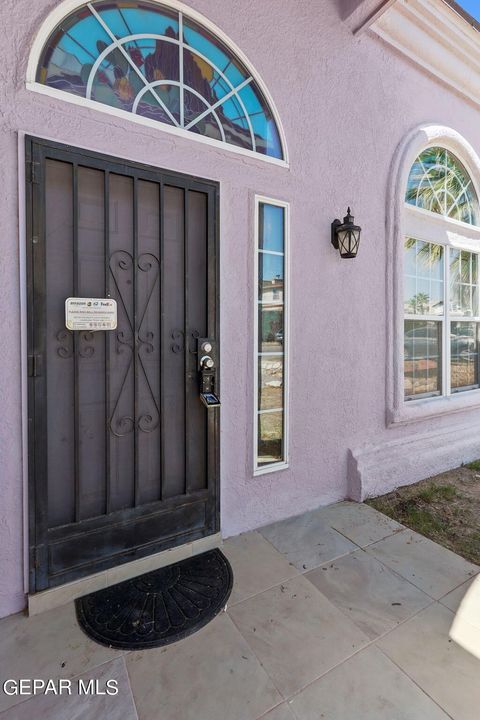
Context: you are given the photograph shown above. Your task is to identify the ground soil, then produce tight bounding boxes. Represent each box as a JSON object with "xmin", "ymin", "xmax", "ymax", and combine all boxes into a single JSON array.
[{"xmin": 367, "ymin": 461, "xmax": 480, "ymax": 565}]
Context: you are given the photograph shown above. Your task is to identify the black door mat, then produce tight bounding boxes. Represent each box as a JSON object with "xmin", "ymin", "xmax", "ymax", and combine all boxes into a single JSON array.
[{"xmin": 75, "ymin": 548, "xmax": 233, "ymax": 650}]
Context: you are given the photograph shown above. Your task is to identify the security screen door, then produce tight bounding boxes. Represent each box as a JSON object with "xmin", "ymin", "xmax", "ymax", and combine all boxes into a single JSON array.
[{"xmin": 26, "ymin": 137, "xmax": 219, "ymax": 592}]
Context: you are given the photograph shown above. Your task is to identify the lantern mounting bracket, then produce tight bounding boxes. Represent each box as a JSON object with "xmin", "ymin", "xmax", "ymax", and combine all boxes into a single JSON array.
[{"xmin": 331, "ymin": 219, "xmax": 342, "ymax": 250}]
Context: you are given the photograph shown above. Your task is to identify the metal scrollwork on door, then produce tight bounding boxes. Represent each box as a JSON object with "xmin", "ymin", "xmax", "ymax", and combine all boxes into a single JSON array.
[
  {"xmin": 116, "ymin": 329, "xmax": 134, "ymax": 355},
  {"xmin": 79, "ymin": 331, "xmax": 95, "ymax": 358},
  {"xmin": 56, "ymin": 329, "xmax": 73, "ymax": 359},
  {"xmin": 56, "ymin": 329, "xmax": 95, "ymax": 358},
  {"xmin": 109, "ymin": 250, "xmax": 161, "ymax": 437},
  {"xmin": 110, "ymin": 250, "xmax": 134, "ymax": 359},
  {"xmin": 170, "ymin": 329, "xmax": 200, "ymax": 354},
  {"xmin": 171, "ymin": 329, "xmax": 184, "ymax": 354},
  {"xmin": 137, "ymin": 413, "xmax": 157, "ymax": 433},
  {"xmin": 139, "ymin": 331, "xmax": 154, "ymax": 355},
  {"xmin": 111, "ymin": 414, "xmax": 135, "ymax": 438}
]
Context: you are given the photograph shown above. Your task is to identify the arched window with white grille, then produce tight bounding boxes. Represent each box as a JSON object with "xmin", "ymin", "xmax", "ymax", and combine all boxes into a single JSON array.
[
  {"xmin": 403, "ymin": 145, "xmax": 480, "ymax": 400},
  {"xmin": 30, "ymin": 1, "xmax": 286, "ymax": 162}
]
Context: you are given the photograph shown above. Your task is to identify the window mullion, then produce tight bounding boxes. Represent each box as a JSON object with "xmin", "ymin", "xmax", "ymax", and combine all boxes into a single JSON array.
[
  {"xmin": 477, "ymin": 322, "xmax": 480, "ymax": 391},
  {"xmin": 179, "ymin": 12, "xmax": 184, "ymax": 129},
  {"xmin": 476, "ymin": 254, "xmax": 480, "ymax": 389},
  {"xmin": 445, "ymin": 245, "xmax": 451, "ymax": 397}
]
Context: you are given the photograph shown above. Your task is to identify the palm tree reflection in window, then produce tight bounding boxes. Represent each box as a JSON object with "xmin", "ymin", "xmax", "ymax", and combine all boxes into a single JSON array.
[
  {"xmin": 406, "ymin": 292, "xmax": 431, "ymax": 315},
  {"xmin": 405, "ymin": 238, "xmax": 476, "ymax": 315},
  {"xmin": 406, "ymin": 147, "xmax": 479, "ymax": 225}
]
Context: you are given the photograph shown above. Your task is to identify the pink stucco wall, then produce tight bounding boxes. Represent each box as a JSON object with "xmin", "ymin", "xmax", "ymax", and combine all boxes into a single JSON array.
[{"xmin": 2, "ymin": 0, "xmax": 480, "ymax": 617}]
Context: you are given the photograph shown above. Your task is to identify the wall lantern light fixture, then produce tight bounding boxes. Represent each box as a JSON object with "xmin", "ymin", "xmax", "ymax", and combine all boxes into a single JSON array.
[{"xmin": 331, "ymin": 207, "xmax": 361, "ymax": 258}]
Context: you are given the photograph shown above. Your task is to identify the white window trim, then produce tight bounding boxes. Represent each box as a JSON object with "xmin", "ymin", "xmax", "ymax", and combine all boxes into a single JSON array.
[
  {"xmin": 253, "ymin": 195, "xmax": 290, "ymax": 475},
  {"xmin": 388, "ymin": 123, "xmax": 480, "ymax": 425},
  {"xmin": 25, "ymin": 0, "xmax": 289, "ymax": 168}
]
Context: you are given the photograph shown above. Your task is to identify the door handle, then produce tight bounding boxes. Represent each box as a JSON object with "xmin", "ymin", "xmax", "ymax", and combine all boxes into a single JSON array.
[{"xmin": 197, "ymin": 339, "xmax": 220, "ymax": 407}]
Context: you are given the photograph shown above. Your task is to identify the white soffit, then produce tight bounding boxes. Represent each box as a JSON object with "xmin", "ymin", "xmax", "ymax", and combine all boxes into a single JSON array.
[{"xmin": 370, "ymin": 0, "xmax": 480, "ymax": 107}]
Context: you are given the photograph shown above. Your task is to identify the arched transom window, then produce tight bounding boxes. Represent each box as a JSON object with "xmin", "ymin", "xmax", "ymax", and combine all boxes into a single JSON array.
[
  {"xmin": 403, "ymin": 146, "xmax": 480, "ymax": 401},
  {"xmin": 36, "ymin": 1, "xmax": 284, "ymax": 160},
  {"xmin": 406, "ymin": 147, "xmax": 479, "ymax": 224}
]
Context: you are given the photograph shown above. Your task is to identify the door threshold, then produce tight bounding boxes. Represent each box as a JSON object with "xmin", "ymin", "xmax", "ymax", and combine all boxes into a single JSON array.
[{"xmin": 28, "ymin": 533, "xmax": 222, "ymax": 617}]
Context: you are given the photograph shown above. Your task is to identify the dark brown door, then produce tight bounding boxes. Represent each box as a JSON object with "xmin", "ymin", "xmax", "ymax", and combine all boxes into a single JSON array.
[{"xmin": 26, "ymin": 137, "xmax": 219, "ymax": 592}]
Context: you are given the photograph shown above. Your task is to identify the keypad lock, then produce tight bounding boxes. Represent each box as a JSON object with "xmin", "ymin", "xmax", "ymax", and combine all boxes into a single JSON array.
[{"xmin": 197, "ymin": 338, "xmax": 220, "ymax": 408}]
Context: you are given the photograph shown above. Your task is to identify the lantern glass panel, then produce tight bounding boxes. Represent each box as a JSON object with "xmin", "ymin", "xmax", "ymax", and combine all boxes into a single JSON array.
[{"xmin": 338, "ymin": 227, "xmax": 360, "ymax": 257}]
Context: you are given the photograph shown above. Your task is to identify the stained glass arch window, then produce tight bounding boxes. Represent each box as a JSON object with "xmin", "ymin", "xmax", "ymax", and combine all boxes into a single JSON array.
[
  {"xmin": 35, "ymin": 1, "xmax": 285, "ymax": 160},
  {"xmin": 406, "ymin": 147, "xmax": 479, "ymax": 225}
]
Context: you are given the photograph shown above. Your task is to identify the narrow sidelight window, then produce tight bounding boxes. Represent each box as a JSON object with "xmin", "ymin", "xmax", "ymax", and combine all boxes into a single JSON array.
[{"xmin": 254, "ymin": 197, "xmax": 289, "ymax": 473}]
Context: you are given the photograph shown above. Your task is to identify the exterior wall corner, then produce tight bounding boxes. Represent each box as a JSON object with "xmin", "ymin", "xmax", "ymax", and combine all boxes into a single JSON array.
[{"xmin": 347, "ymin": 449, "xmax": 363, "ymax": 502}]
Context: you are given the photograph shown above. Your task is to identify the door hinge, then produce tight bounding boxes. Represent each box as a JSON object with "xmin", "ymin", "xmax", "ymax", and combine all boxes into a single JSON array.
[
  {"xmin": 28, "ymin": 355, "xmax": 42, "ymax": 377},
  {"xmin": 27, "ymin": 160, "xmax": 40, "ymax": 184}
]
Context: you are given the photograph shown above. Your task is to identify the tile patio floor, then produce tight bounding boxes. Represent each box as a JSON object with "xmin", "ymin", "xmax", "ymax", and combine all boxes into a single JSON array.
[{"xmin": 1, "ymin": 501, "xmax": 479, "ymax": 720}]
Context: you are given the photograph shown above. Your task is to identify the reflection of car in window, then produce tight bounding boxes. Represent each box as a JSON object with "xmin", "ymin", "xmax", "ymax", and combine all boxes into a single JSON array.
[
  {"xmin": 451, "ymin": 327, "xmax": 476, "ymax": 355},
  {"xmin": 404, "ymin": 325, "xmax": 475, "ymax": 359},
  {"xmin": 404, "ymin": 326, "xmax": 436, "ymax": 359}
]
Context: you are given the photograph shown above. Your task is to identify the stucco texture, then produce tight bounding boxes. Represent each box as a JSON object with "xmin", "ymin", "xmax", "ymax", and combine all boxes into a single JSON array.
[{"xmin": 2, "ymin": 0, "xmax": 480, "ymax": 617}]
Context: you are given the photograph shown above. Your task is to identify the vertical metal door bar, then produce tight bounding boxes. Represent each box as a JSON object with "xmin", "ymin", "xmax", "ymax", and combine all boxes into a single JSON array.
[
  {"xmin": 133, "ymin": 176, "xmax": 139, "ymax": 506},
  {"xmin": 183, "ymin": 187, "xmax": 189, "ymax": 496},
  {"xmin": 36, "ymin": 144, "xmax": 48, "ymax": 546},
  {"xmin": 26, "ymin": 138, "xmax": 37, "ymax": 590},
  {"xmin": 104, "ymin": 171, "xmax": 111, "ymax": 515},
  {"xmin": 29, "ymin": 141, "xmax": 49, "ymax": 590},
  {"xmin": 73, "ymin": 163, "xmax": 81, "ymax": 523},
  {"xmin": 207, "ymin": 187, "xmax": 218, "ymax": 520},
  {"xmin": 159, "ymin": 180, "xmax": 165, "ymax": 501},
  {"xmin": 213, "ymin": 184, "xmax": 220, "ymax": 532}
]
